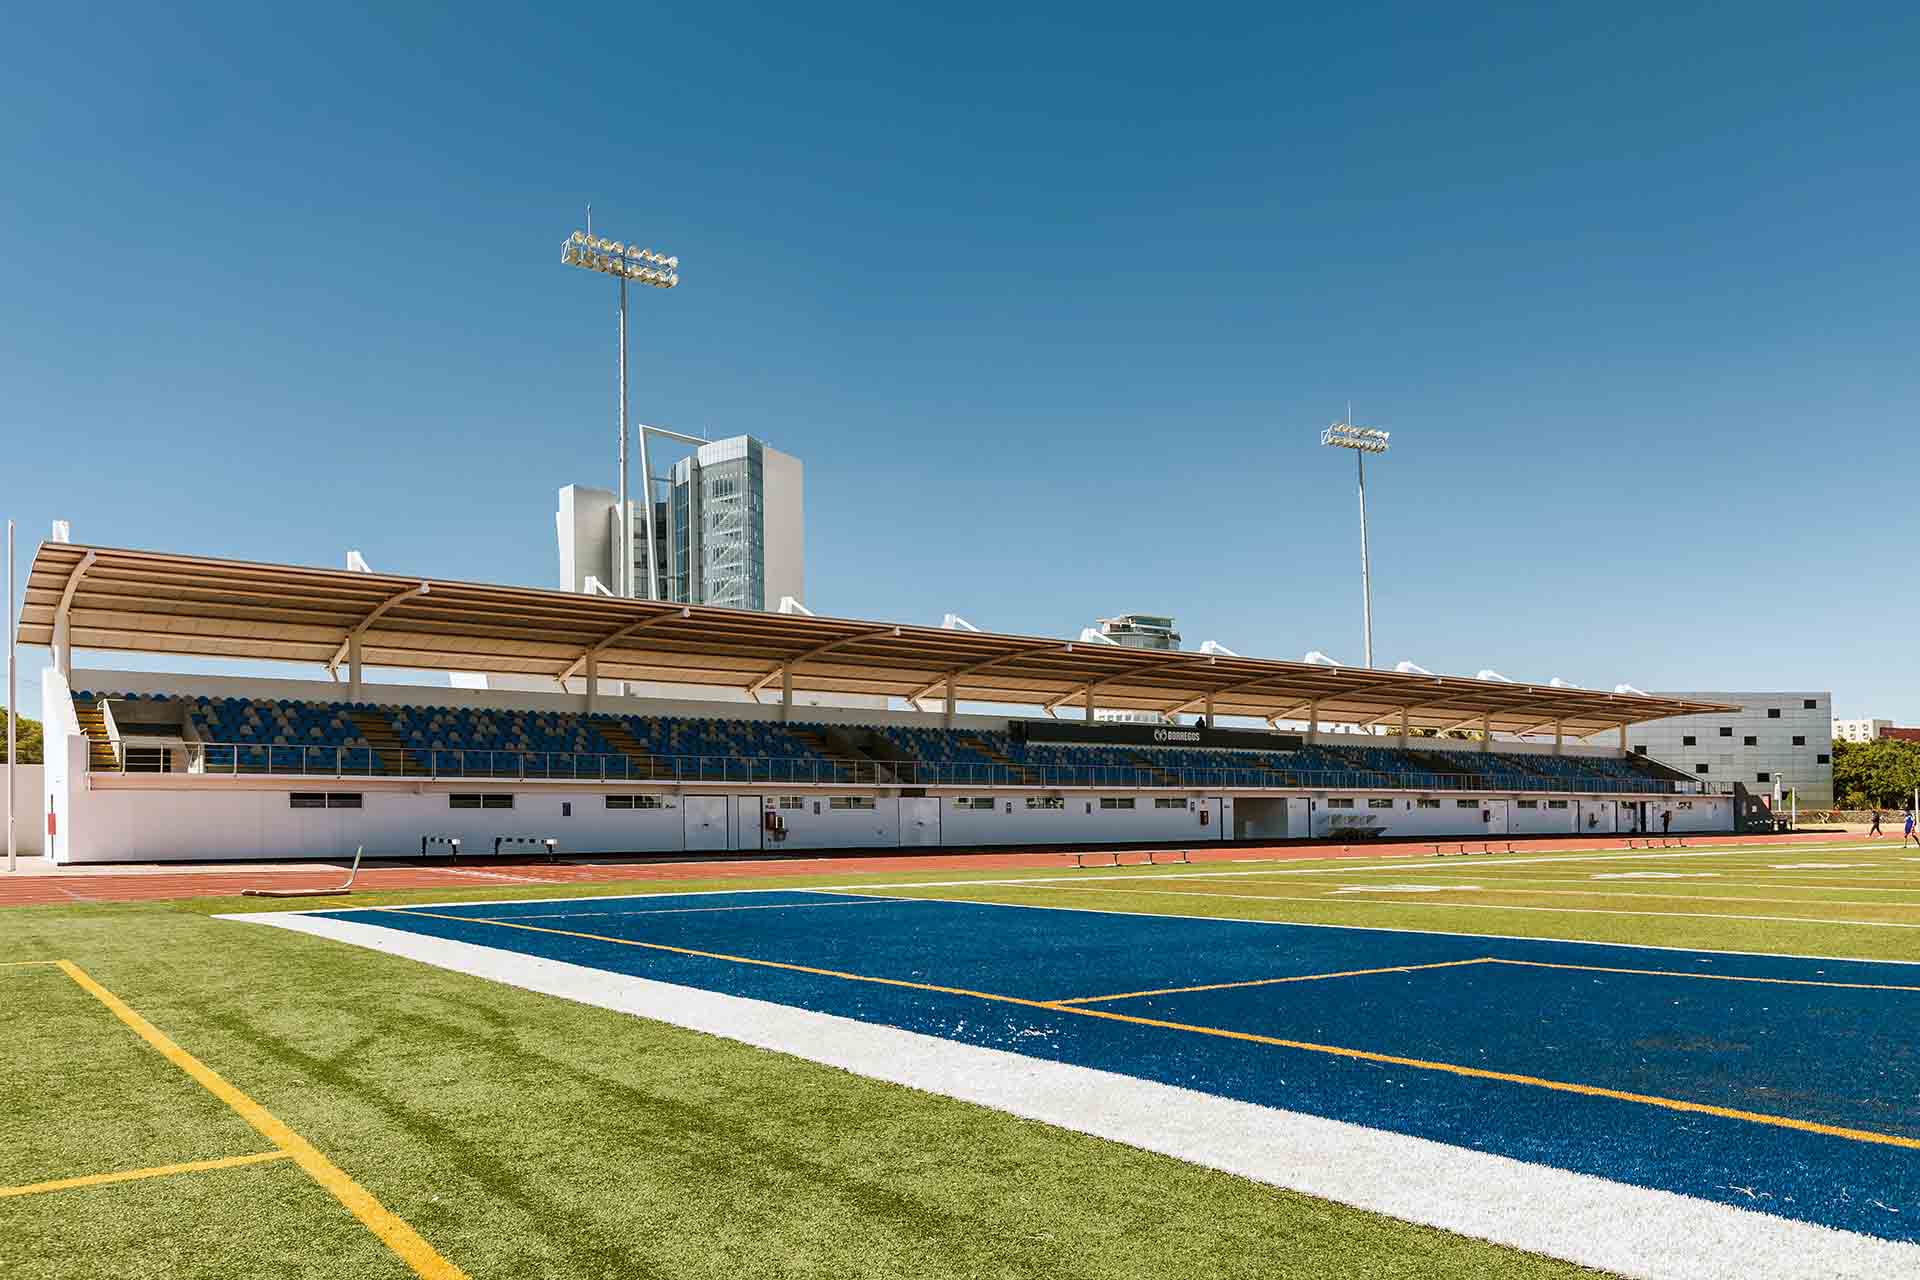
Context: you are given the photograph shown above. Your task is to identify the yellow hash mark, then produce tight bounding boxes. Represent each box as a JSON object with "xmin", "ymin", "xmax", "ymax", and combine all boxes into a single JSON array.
[
  {"xmin": 1490, "ymin": 957, "xmax": 1920, "ymax": 994},
  {"xmin": 1051, "ymin": 957, "xmax": 1497, "ymax": 1005},
  {"xmin": 0, "ymin": 1150, "xmax": 291, "ymax": 1199},
  {"xmin": 0, "ymin": 959, "xmax": 62, "ymax": 967},
  {"xmin": 400, "ymin": 911, "xmax": 1920, "ymax": 1154},
  {"xmin": 56, "ymin": 961, "xmax": 469, "ymax": 1280}
]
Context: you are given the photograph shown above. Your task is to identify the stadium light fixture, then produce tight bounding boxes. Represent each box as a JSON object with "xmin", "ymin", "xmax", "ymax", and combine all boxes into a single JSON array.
[
  {"xmin": 559, "ymin": 215, "xmax": 681, "ymax": 601},
  {"xmin": 1319, "ymin": 406, "xmax": 1391, "ymax": 668}
]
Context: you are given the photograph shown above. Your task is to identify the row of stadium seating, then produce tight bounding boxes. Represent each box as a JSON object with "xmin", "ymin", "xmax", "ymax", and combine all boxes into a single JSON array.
[{"xmin": 73, "ymin": 691, "xmax": 1683, "ymax": 792}]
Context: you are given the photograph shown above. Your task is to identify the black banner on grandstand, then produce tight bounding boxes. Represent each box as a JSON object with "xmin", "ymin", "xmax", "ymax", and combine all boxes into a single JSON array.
[{"xmin": 1013, "ymin": 720, "xmax": 1303, "ymax": 751}]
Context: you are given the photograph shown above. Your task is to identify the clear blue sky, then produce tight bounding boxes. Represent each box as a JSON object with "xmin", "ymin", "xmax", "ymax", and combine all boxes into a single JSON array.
[{"xmin": 4, "ymin": 3, "xmax": 1917, "ymax": 723}]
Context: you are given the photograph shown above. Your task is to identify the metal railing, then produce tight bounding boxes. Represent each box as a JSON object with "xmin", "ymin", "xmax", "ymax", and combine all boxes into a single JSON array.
[{"xmin": 97, "ymin": 741, "xmax": 1688, "ymax": 795}]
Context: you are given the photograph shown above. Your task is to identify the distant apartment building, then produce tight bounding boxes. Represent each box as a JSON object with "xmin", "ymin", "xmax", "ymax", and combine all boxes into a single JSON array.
[{"xmin": 1833, "ymin": 717, "xmax": 1893, "ymax": 743}]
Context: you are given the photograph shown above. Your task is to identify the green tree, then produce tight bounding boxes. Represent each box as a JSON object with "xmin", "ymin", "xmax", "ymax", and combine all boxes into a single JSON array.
[
  {"xmin": 1, "ymin": 709, "xmax": 41, "ymax": 764},
  {"xmin": 1831, "ymin": 737, "xmax": 1920, "ymax": 808}
]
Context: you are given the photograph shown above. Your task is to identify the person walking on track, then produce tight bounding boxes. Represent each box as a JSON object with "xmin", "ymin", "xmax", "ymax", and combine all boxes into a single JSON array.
[
  {"xmin": 1870, "ymin": 809, "xmax": 1883, "ymax": 837},
  {"xmin": 1905, "ymin": 809, "xmax": 1918, "ymax": 849}
]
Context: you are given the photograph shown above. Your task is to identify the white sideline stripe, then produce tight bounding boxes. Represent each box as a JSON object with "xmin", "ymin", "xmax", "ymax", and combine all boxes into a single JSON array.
[{"xmin": 221, "ymin": 910, "xmax": 1919, "ymax": 1280}]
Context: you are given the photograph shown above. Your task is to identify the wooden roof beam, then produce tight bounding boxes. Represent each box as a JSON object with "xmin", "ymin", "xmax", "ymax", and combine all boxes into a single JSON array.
[
  {"xmin": 745, "ymin": 627, "xmax": 901, "ymax": 698},
  {"xmin": 556, "ymin": 608, "xmax": 691, "ymax": 681}
]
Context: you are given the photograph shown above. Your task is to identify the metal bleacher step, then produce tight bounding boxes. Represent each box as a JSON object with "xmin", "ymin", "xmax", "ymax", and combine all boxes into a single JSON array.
[
  {"xmin": 594, "ymin": 718, "xmax": 669, "ymax": 777},
  {"xmin": 348, "ymin": 709, "xmax": 408, "ymax": 775},
  {"xmin": 73, "ymin": 700, "xmax": 121, "ymax": 772}
]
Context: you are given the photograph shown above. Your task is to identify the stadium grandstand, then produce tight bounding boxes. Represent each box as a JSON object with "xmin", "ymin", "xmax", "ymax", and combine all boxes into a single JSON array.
[{"xmin": 21, "ymin": 542, "xmax": 1734, "ymax": 863}]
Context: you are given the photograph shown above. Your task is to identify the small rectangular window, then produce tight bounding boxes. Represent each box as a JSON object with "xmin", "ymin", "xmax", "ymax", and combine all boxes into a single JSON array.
[
  {"xmin": 1457, "ymin": 799, "xmax": 1479, "ymax": 809},
  {"xmin": 1517, "ymin": 800, "xmax": 1538, "ymax": 809},
  {"xmin": 1326, "ymin": 798, "xmax": 1354, "ymax": 809},
  {"xmin": 1633, "ymin": 745, "xmax": 1646, "ymax": 755},
  {"xmin": 1154, "ymin": 797, "xmax": 1188, "ymax": 809},
  {"xmin": 1767, "ymin": 708, "xmax": 1781, "ymax": 719},
  {"xmin": 830, "ymin": 797, "xmax": 877, "ymax": 811},
  {"xmin": 1817, "ymin": 753, "xmax": 1830, "ymax": 764},
  {"xmin": 605, "ymin": 795, "xmax": 633, "ymax": 809},
  {"xmin": 1804, "ymin": 699, "xmax": 1817, "ymax": 709},
  {"xmin": 326, "ymin": 793, "xmax": 361, "ymax": 809},
  {"xmin": 1695, "ymin": 763, "xmax": 1710, "ymax": 774},
  {"xmin": 449, "ymin": 794, "xmax": 481, "ymax": 810},
  {"xmin": 1682, "ymin": 735, "xmax": 1696, "ymax": 746},
  {"xmin": 1099, "ymin": 797, "xmax": 1136, "ymax": 810},
  {"xmin": 1025, "ymin": 796, "xmax": 1065, "ymax": 810},
  {"xmin": 289, "ymin": 793, "xmax": 327, "ymax": 809},
  {"xmin": 1740, "ymin": 735, "xmax": 1754, "ymax": 746},
  {"xmin": 778, "ymin": 796, "xmax": 804, "ymax": 810},
  {"xmin": 1756, "ymin": 772, "xmax": 1771, "ymax": 782},
  {"xmin": 1719, "ymin": 727, "xmax": 1733, "ymax": 737},
  {"xmin": 1547, "ymin": 799, "xmax": 1568, "ymax": 810},
  {"xmin": 1416, "ymin": 798, "xmax": 1441, "ymax": 809},
  {"xmin": 481, "ymin": 794, "xmax": 514, "ymax": 810},
  {"xmin": 1792, "ymin": 735, "xmax": 1806, "ymax": 747},
  {"xmin": 1367, "ymin": 798, "xmax": 1394, "ymax": 809},
  {"xmin": 952, "ymin": 797, "xmax": 993, "ymax": 810}
]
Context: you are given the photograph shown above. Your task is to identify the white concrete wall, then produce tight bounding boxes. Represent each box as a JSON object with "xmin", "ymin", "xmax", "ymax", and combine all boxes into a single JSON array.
[
  {"xmin": 763, "ymin": 794, "xmax": 898, "ymax": 850},
  {"xmin": 1508, "ymin": 799, "xmax": 1579, "ymax": 835},
  {"xmin": 3, "ymin": 763, "xmax": 46, "ymax": 857},
  {"xmin": 939, "ymin": 793, "xmax": 1226, "ymax": 846}
]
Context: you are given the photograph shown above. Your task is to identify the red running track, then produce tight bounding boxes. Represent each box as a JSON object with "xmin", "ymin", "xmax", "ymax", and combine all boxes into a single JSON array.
[{"xmin": 0, "ymin": 831, "xmax": 1869, "ymax": 908}]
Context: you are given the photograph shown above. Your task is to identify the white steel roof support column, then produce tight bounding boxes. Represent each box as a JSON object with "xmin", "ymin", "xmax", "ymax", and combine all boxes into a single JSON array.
[
  {"xmin": 51, "ymin": 549, "xmax": 96, "ymax": 679},
  {"xmin": 745, "ymin": 628, "xmax": 900, "ymax": 702},
  {"xmin": 558, "ymin": 609, "xmax": 691, "ymax": 683},
  {"xmin": 326, "ymin": 583, "xmax": 431, "ymax": 694}
]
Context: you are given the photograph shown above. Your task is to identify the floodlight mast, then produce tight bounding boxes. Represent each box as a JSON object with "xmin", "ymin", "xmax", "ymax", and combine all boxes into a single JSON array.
[
  {"xmin": 1319, "ymin": 409, "xmax": 1391, "ymax": 668},
  {"xmin": 559, "ymin": 223, "xmax": 680, "ymax": 599}
]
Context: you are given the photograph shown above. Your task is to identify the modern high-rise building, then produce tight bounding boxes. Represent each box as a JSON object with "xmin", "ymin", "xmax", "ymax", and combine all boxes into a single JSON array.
[{"xmin": 557, "ymin": 435, "xmax": 803, "ymax": 611}]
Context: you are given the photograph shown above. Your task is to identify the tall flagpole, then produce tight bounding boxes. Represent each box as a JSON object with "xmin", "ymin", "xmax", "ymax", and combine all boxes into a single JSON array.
[{"xmin": 7, "ymin": 518, "xmax": 16, "ymax": 873}]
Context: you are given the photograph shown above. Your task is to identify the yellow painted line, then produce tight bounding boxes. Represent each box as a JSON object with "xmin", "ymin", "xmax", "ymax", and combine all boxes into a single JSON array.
[
  {"xmin": 57, "ymin": 962, "xmax": 468, "ymax": 1280},
  {"xmin": 0, "ymin": 958, "xmax": 61, "ymax": 967},
  {"xmin": 1052, "ymin": 957, "xmax": 1497, "ymax": 1005},
  {"xmin": 0, "ymin": 1150, "xmax": 291, "ymax": 1199},
  {"xmin": 1051, "ymin": 883, "xmax": 1920, "ymax": 929},
  {"xmin": 1490, "ymin": 958, "xmax": 1920, "ymax": 994},
  {"xmin": 398, "ymin": 912, "xmax": 1920, "ymax": 1153},
  {"xmin": 398, "ymin": 911, "xmax": 1037, "ymax": 1007}
]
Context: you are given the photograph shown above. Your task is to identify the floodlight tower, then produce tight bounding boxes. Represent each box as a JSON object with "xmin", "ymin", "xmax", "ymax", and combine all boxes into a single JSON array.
[
  {"xmin": 560, "ymin": 222, "xmax": 680, "ymax": 599},
  {"xmin": 1320, "ymin": 408, "xmax": 1391, "ymax": 669}
]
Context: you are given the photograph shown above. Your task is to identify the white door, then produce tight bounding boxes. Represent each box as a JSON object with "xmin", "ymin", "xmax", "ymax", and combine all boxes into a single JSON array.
[
  {"xmin": 1483, "ymin": 800, "xmax": 1509, "ymax": 836},
  {"xmin": 1286, "ymin": 797, "xmax": 1310, "ymax": 837},
  {"xmin": 900, "ymin": 797, "xmax": 941, "ymax": 847},
  {"xmin": 1201, "ymin": 796, "xmax": 1225, "ymax": 839},
  {"xmin": 684, "ymin": 796, "xmax": 728, "ymax": 851},
  {"xmin": 735, "ymin": 796, "xmax": 763, "ymax": 852}
]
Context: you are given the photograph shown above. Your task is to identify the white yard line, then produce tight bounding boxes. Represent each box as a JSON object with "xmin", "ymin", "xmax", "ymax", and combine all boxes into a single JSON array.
[{"xmin": 222, "ymin": 910, "xmax": 1920, "ymax": 1280}]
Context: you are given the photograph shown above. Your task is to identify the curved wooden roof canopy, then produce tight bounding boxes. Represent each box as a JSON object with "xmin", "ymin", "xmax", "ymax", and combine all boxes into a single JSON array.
[{"xmin": 17, "ymin": 543, "xmax": 1732, "ymax": 736}]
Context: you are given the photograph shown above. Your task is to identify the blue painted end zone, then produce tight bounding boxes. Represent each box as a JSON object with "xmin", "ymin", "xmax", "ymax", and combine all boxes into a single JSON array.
[{"xmin": 319, "ymin": 891, "xmax": 1920, "ymax": 1242}]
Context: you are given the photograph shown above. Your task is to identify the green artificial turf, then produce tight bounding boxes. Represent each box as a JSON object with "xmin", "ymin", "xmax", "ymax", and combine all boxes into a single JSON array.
[
  {"xmin": 1, "ymin": 899, "xmax": 1607, "ymax": 1279},
  {"xmin": 8, "ymin": 839, "xmax": 1915, "ymax": 1278}
]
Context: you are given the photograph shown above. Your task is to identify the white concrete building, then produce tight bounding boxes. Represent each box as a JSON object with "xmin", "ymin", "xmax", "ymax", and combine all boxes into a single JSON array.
[
  {"xmin": 1608, "ymin": 692, "xmax": 1833, "ymax": 807},
  {"xmin": 1832, "ymin": 717, "xmax": 1892, "ymax": 743},
  {"xmin": 557, "ymin": 435, "xmax": 803, "ymax": 612}
]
